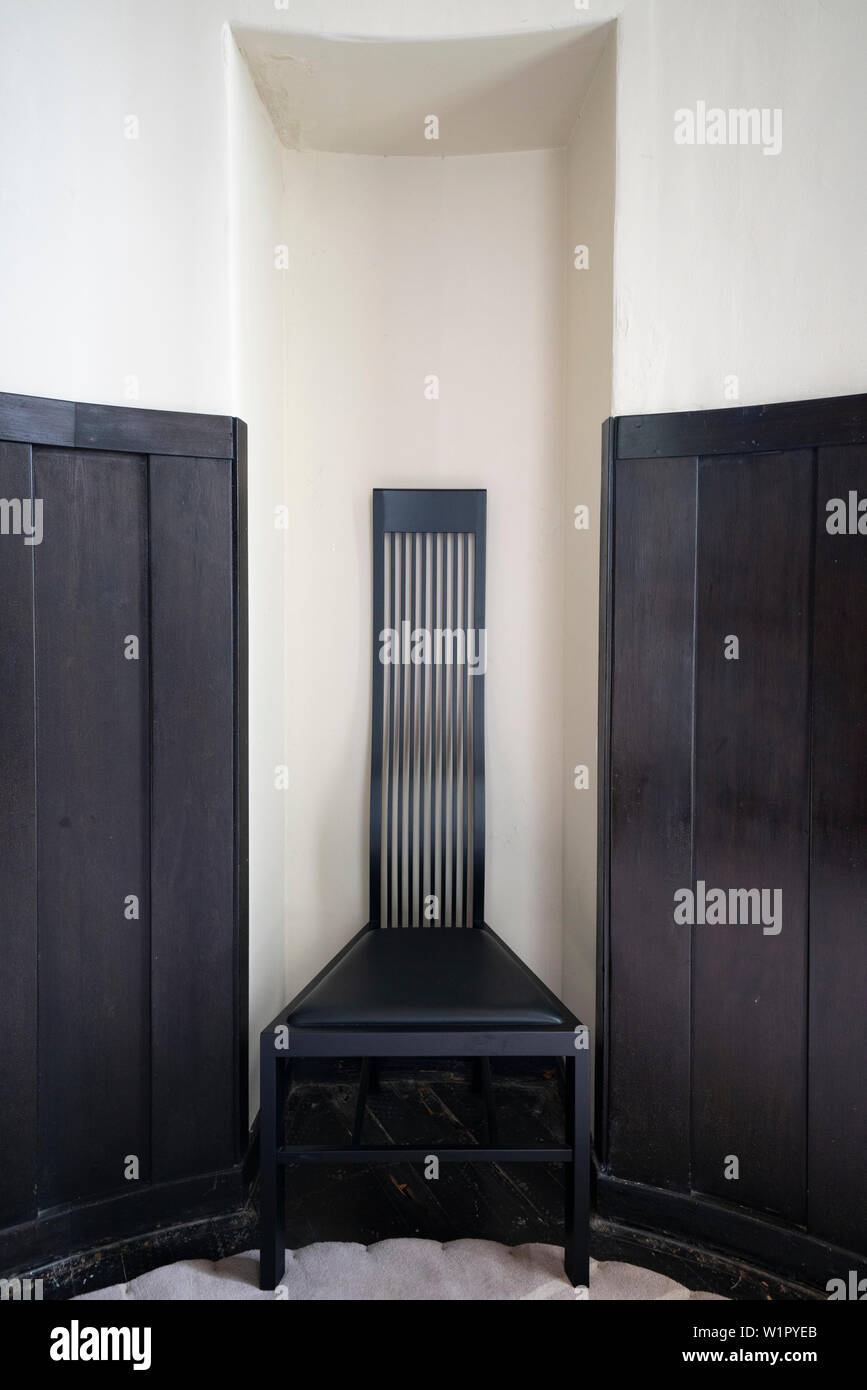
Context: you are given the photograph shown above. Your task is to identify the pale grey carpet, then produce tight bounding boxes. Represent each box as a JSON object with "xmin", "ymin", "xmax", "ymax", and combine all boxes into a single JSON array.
[{"xmin": 74, "ymin": 1239, "xmax": 726, "ymax": 1301}]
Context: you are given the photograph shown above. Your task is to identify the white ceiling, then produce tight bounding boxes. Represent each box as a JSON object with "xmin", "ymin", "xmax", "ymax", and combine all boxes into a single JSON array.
[{"xmin": 235, "ymin": 25, "xmax": 613, "ymax": 156}]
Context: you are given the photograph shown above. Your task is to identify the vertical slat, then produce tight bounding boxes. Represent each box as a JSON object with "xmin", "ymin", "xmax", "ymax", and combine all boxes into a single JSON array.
[
  {"xmin": 36, "ymin": 448, "xmax": 150, "ymax": 1206},
  {"xmin": 150, "ymin": 454, "xmax": 236, "ymax": 1180},
  {"xmin": 451, "ymin": 532, "xmax": 459, "ymax": 928},
  {"xmin": 442, "ymin": 535, "xmax": 451, "ymax": 924},
  {"xmin": 0, "ymin": 441, "xmax": 37, "ymax": 1226},
  {"xmin": 692, "ymin": 451, "xmax": 811, "ymax": 1221},
  {"xmin": 439, "ymin": 534, "xmax": 448, "ymax": 925},
  {"xmin": 431, "ymin": 533, "xmax": 440, "ymax": 926},
  {"xmin": 416, "ymin": 536, "xmax": 422, "ymax": 928},
  {"xmin": 442, "ymin": 534, "xmax": 450, "ymax": 925},
  {"xmin": 472, "ymin": 515, "xmax": 486, "ymax": 924},
  {"xmin": 387, "ymin": 532, "xmax": 399, "ymax": 928},
  {"xmin": 607, "ymin": 456, "xmax": 695, "ymax": 1187},
  {"xmin": 373, "ymin": 518, "xmax": 387, "ymax": 926},
  {"xmin": 395, "ymin": 534, "xmax": 405, "ymax": 926},
  {"xmin": 454, "ymin": 533, "xmax": 463, "ymax": 926},
  {"xmin": 402, "ymin": 535, "xmax": 411, "ymax": 924},
  {"xmin": 466, "ymin": 532, "xmax": 475, "ymax": 927},
  {"xmin": 458, "ymin": 528, "xmax": 464, "ymax": 922},
  {"xmin": 408, "ymin": 533, "xmax": 417, "ymax": 927},
  {"xmin": 461, "ymin": 533, "xmax": 470, "ymax": 927},
  {"xmin": 809, "ymin": 444, "xmax": 867, "ymax": 1251},
  {"xmin": 441, "ymin": 530, "xmax": 446, "ymax": 926}
]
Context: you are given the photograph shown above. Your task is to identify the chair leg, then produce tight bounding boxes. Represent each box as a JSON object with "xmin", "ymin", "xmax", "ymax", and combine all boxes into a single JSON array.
[
  {"xmin": 259, "ymin": 1043, "xmax": 286, "ymax": 1291},
  {"xmin": 564, "ymin": 1053, "xmax": 590, "ymax": 1289}
]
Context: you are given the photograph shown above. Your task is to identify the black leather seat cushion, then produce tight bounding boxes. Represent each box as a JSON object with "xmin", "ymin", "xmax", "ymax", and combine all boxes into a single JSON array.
[{"xmin": 289, "ymin": 927, "xmax": 567, "ymax": 1028}]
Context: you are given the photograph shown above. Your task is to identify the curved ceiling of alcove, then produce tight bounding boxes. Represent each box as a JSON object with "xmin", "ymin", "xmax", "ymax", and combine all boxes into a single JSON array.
[{"xmin": 234, "ymin": 25, "xmax": 613, "ymax": 155}]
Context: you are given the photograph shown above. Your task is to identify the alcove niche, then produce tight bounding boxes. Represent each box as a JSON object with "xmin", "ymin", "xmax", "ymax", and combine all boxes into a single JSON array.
[{"xmin": 228, "ymin": 22, "xmax": 617, "ymax": 1105}]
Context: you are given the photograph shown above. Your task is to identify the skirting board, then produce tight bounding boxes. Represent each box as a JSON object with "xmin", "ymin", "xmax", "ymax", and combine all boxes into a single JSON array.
[
  {"xmin": 0, "ymin": 1128, "xmax": 258, "ymax": 1280},
  {"xmin": 595, "ymin": 1160, "xmax": 861, "ymax": 1295}
]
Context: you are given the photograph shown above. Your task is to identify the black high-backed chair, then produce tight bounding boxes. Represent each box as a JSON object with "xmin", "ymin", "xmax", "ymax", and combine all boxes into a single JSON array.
[{"xmin": 259, "ymin": 489, "xmax": 589, "ymax": 1290}]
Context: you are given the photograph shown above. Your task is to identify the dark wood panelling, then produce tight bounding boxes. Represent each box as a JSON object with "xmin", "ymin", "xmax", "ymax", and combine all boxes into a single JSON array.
[
  {"xmin": 233, "ymin": 421, "xmax": 250, "ymax": 1156},
  {"xmin": 0, "ymin": 393, "xmax": 247, "ymax": 1274},
  {"xmin": 692, "ymin": 452, "xmax": 812, "ymax": 1221},
  {"xmin": 601, "ymin": 396, "xmax": 867, "ymax": 1278},
  {"xmin": 607, "ymin": 456, "xmax": 696, "ymax": 1188},
  {"xmin": 0, "ymin": 442, "xmax": 38, "ymax": 1227},
  {"xmin": 75, "ymin": 403, "xmax": 233, "ymax": 459},
  {"xmin": 149, "ymin": 455, "xmax": 237, "ymax": 1181},
  {"xmin": 0, "ymin": 391, "xmax": 232, "ymax": 457},
  {"xmin": 594, "ymin": 419, "xmax": 615, "ymax": 1153},
  {"xmin": 0, "ymin": 393, "xmax": 75, "ymax": 447},
  {"xmin": 809, "ymin": 445, "xmax": 867, "ymax": 1252},
  {"xmin": 35, "ymin": 449, "xmax": 150, "ymax": 1209},
  {"xmin": 617, "ymin": 393, "xmax": 867, "ymax": 461}
]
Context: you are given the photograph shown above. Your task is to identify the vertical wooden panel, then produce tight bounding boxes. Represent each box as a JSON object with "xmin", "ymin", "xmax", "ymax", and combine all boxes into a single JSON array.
[
  {"xmin": 150, "ymin": 455, "xmax": 236, "ymax": 1180},
  {"xmin": 35, "ymin": 449, "xmax": 150, "ymax": 1208},
  {"xmin": 233, "ymin": 420, "xmax": 249, "ymax": 1152},
  {"xmin": 809, "ymin": 445, "xmax": 867, "ymax": 1251},
  {"xmin": 692, "ymin": 451, "xmax": 812, "ymax": 1220},
  {"xmin": 0, "ymin": 442, "xmax": 38, "ymax": 1226},
  {"xmin": 608, "ymin": 456, "xmax": 696, "ymax": 1187}
]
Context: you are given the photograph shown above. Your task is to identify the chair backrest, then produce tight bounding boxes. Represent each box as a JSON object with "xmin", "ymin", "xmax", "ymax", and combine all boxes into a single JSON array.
[{"xmin": 370, "ymin": 489, "xmax": 486, "ymax": 928}]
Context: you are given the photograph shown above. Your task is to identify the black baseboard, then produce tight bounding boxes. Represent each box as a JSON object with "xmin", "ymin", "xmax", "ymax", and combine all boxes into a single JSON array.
[
  {"xmin": 595, "ymin": 1163, "xmax": 863, "ymax": 1297},
  {"xmin": 590, "ymin": 1214, "xmax": 821, "ymax": 1301},
  {"xmin": 27, "ymin": 1202, "xmax": 258, "ymax": 1300},
  {"xmin": 0, "ymin": 1147, "xmax": 255, "ymax": 1285}
]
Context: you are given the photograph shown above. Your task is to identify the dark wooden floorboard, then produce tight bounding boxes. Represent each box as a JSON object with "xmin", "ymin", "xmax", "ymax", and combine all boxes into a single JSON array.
[{"xmin": 281, "ymin": 1066, "xmax": 567, "ymax": 1246}]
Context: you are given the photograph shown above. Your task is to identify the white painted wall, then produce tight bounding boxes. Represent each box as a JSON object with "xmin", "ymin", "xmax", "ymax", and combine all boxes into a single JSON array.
[
  {"xmin": 561, "ymin": 36, "xmax": 616, "ymax": 1037},
  {"xmin": 236, "ymin": 25, "xmax": 610, "ymax": 156},
  {"xmin": 0, "ymin": 0, "xmax": 232, "ymax": 412},
  {"xmin": 282, "ymin": 147, "xmax": 567, "ymax": 995},
  {"xmin": 613, "ymin": 0, "xmax": 867, "ymax": 415},
  {"xmin": 229, "ymin": 0, "xmax": 624, "ymax": 42}
]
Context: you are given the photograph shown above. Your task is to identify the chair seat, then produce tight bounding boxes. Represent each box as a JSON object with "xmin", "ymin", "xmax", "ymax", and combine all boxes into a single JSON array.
[{"xmin": 288, "ymin": 926, "xmax": 568, "ymax": 1028}]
